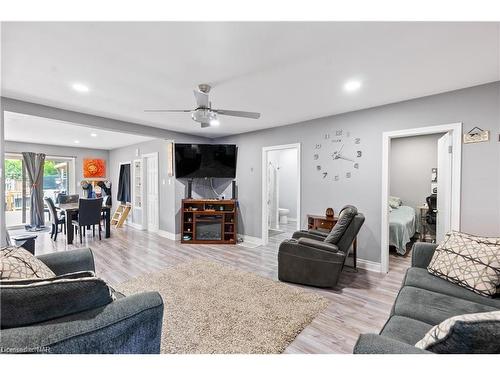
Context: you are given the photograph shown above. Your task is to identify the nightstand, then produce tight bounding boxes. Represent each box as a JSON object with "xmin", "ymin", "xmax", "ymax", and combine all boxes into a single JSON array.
[{"xmin": 418, "ymin": 205, "xmax": 431, "ymax": 242}]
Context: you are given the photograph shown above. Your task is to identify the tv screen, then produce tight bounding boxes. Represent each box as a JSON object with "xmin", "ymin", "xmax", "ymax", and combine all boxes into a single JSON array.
[{"xmin": 174, "ymin": 144, "xmax": 237, "ymax": 178}]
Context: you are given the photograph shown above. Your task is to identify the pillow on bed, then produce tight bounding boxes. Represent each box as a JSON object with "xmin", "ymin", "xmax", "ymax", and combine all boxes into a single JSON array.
[{"xmin": 388, "ymin": 196, "xmax": 402, "ymax": 209}]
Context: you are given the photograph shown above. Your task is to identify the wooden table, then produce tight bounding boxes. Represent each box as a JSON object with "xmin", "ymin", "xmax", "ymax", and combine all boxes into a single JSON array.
[
  {"xmin": 307, "ymin": 214, "xmax": 337, "ymax": 232},
  {"xmin": 57, "ymin": 203, "xmax": 112, "ymax": 245},
  {"xmin": 307, "ymin": 214, "xmax": 358, "ymax": 270}
]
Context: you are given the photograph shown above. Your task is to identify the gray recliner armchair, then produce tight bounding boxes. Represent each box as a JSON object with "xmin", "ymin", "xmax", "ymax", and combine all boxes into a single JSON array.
[{"xmin": 278, "ymin": 206, "xmax": 365, "ymax": 288}]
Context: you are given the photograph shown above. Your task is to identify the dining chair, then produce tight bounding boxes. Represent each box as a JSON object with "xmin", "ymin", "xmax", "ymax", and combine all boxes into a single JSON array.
[
  {"xmin": 44, "ymin": 197, "xmax": 66, "ymax": 241},
  {"xmin": 72, "ymin": 198, "xmax": 103, "ymax": 243},
  {"xmin": 58, "ymin": 194, "xmax": 80, "ymax": 204},
  {"xmin": 101, "ymin": 196, "xmax": 112, "ymax": 225}
]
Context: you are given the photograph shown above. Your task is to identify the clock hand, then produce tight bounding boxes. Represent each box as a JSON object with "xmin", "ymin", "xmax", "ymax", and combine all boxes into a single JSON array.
[
  {"xmin": 337, "ymin": 154, "xmax": 354, "ymax": 162},
  {"xmin": 331, "ymin": 144, "xmax": 345, "ymax": 160}
]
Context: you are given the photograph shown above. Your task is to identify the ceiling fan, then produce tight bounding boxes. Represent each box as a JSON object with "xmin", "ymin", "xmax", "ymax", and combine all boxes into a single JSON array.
[{"xmin": 145, "ymin": 84, "xmax": 261, "ymax": 128}]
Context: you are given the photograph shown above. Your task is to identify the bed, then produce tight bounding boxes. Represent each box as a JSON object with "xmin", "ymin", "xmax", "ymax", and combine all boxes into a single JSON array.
[{"xmin": 389, "ymin": 205, "xmax": 416, "ymax": 255}]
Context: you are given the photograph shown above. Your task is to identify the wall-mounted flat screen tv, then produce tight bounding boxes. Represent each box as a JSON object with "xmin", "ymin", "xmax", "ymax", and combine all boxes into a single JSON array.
[{"xmin": 174, "ymin": 144, "xmax": 237, "ymax": 178}]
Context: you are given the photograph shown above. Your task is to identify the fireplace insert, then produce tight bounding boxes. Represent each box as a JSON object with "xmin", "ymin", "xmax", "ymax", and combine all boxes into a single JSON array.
[{"xmin": 195, "ymin": 215, "xmax": 223, "ymax": 241}]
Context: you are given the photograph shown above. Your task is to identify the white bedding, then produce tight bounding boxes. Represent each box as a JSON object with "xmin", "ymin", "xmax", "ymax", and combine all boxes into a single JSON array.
[{"xmin": 389, "ymin": 205, "xmax": 416, "ymax": 255}]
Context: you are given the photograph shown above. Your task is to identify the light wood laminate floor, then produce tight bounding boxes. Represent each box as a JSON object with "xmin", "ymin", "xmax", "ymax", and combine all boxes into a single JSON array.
[{"xmin": 32, "ymin": 224, "xmax": 411, "ymax": 354}]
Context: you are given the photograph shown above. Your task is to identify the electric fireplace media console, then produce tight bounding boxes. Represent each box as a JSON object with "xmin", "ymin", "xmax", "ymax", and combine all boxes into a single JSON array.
[{"xmin": 181, "ymin": 199, "xmax": 238, "ymax": 244}]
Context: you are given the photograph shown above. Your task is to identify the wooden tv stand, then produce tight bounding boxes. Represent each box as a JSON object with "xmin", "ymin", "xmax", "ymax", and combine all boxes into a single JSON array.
[{"xmin": 181, "ymin": 199, "xmax": 237, "ymax": 244}]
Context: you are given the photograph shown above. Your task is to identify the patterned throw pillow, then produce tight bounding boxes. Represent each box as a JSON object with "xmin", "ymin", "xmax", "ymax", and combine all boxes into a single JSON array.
[
  {"xmin": 0, "ymin": 246, "xmax": 56, "ymax": 280},
  {"xmin": 415, "ymin": 311, "xmax": 500, "ymax": 353},
  {"xmin": 427, "ymin": 231, "xmax": 500, "ymax": 297}
]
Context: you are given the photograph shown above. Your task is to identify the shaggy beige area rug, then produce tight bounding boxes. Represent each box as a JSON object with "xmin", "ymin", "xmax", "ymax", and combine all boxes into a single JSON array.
[{"xmin": 117, "ymin": 260, "xmax": 329, "ymax": 354}]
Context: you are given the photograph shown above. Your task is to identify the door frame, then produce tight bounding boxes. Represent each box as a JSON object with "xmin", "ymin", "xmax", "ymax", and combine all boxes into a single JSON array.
[
  {"xmin": 142, "ymin": 152, "xmax": 159, "ymax": 233},
  {"xmin": 381, "ymin": 123, "xmax": 462, "ymax": 273},
  {"xmin": 261, "ymin": 143, "xmax": 301, "ymax": 246}
]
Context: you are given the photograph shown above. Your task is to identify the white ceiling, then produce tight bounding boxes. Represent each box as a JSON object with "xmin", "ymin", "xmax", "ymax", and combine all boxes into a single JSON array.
[
  {"xmin": 2, "ymin": 22, "xmax": 499, "ymax": 138},
  {"xmin": 4, "ymin": 112, "xmax": 154, "ymax": 150}
]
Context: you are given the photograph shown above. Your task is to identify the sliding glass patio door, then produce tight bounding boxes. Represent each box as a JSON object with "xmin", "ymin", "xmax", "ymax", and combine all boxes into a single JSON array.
[{"xmin": 4, "ymin": 154, "xmax": 73, "ymax": 228}]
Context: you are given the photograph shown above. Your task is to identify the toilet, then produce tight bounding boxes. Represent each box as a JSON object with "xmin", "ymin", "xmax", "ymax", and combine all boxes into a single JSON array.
[{"xmin": 279, "ymin": 208, "xmax": 290, "ymax": 224}]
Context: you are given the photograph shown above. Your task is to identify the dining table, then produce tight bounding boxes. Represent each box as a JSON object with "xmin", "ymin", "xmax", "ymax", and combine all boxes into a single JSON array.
[{"xmin": 57, "ymin": 203, "xmax": 112, "ymax": 245}]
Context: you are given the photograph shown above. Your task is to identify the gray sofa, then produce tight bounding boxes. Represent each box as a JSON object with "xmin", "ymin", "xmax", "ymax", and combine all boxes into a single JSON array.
[
  {"xmin": 354, "ymin": 242, "xmax": 500, "ymax": 354},
  {"xmin": 0, "ymin": 248, "xmax": 164, "ymax": 354}
]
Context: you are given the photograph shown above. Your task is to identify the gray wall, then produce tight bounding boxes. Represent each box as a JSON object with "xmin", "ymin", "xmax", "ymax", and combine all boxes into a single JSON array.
[
  {"xmin": 215, "ymin": 82, "xmax": 500, "ymax": 263},
  {"xmin": 390, "ymin": 133, "xmax": 444, "ymax": 210},
  {"xmin": 4, "ymin": 141, "xmax": 109, "ymax": 196}
]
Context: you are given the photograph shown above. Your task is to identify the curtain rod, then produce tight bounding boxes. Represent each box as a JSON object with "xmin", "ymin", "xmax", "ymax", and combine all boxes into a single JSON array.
[{"xmin": 5, "ymin": 152, "xmax": 84, "ymax": 159}]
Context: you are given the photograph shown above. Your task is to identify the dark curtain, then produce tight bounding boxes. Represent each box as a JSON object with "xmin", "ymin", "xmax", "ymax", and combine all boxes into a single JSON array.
[
  {"xmin": 117, "ymin": 164, "xmax": 131, "ymax": 203},
  {"xmin": 22, "ymin": 152, "xmax": 46, "ymax": 229}
]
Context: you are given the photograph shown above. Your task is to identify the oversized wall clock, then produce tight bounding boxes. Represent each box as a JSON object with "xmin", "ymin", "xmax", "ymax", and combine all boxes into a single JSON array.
[{"xmin": 313, "ymin": 129, "xmax": 363, "ymax": 181}]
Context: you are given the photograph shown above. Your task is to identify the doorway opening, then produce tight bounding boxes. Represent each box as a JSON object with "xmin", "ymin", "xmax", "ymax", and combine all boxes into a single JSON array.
[
  {"xmin": 261, "ymin": 143, "xmax": 301, "ymax": 246},
  {"xmin": 388, "ymin": 132, "xmax": 446, "ymax": 258},
  {"xmin": 381, "ymin": 123, "xmax": 462, "ymax": 273}
]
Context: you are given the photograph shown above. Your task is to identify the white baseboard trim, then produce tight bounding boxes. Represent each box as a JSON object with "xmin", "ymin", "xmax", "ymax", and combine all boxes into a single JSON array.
[
  {"xmin": 126, "ymin": 222, "xmax": 143, "ymax": 230},
  {"xmin": 239, "ymin": 234, "xmax": 263, "ymax": 246},
  {"xmin": 157, "ymin": 229, "xmax": 181, "ymax": 241},
  {"xmin": 356, "ymin": 258, "xmax": 382, "ymax": 273}
]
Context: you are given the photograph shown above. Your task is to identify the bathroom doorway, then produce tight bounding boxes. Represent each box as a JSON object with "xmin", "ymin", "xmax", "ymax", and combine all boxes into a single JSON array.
[{"xmin": 261, "ymin": 143, "xmax": 301, "ymax": 246}]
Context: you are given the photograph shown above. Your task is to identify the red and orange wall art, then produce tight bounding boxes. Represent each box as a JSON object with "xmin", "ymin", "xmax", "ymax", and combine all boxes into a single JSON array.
[{"xmin": 83, "ymin": 158, "xmax": 106, "ymax": 178}]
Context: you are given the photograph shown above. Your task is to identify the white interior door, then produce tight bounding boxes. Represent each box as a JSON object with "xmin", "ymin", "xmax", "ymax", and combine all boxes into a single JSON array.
[
  {"xmin": 436, "ymin": 132, "xmax": 452, "ymax": 242},
  {"xmin": 145, "ymin": 156, "xmax": 159, "ymax": 232}
]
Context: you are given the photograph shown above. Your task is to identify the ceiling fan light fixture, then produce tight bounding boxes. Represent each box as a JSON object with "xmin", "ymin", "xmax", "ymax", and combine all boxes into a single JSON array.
[{"xmin": 144, "ymin": 83, "xmax": 261, "ymax": 127}]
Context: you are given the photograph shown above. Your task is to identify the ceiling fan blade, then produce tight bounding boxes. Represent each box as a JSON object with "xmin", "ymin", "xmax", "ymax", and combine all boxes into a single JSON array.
[
  {"xmin": 200, "ymin": 122, "xmax": 211, "ymax": 128},
  {"xmin": 144, "ymin": 109, "xmax": 192, "ymax": 113},
  {"xmin": 214, "ymin": 109, "xmax": 261, "ymax": 119},
  {"xmin": 193, "ymin": 90, "xmax": 209, "ymax": 108}
]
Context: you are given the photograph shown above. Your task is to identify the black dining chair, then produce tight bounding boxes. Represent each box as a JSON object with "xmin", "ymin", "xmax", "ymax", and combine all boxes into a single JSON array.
[
  {"xmin": 58, "ymin": 194, "xmax": 80, "ymax": 204},
  {"xmin": 72, "ymin": 198, "xmax": 103, "ymax": 243},
  {"xmin": 44, "ymin": 197, "xmax": 66, "ymax": 241}
]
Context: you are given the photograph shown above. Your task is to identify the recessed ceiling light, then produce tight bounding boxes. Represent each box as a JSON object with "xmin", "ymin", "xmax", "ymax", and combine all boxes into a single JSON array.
[
  {"xmin": 90, "ymin": 132, "xmax": 97, "ymax": 137},
  {"xmin": 71, "ymin": 82, "xmax": 90, "ymax": 93},
  {"xmin": 343, "ymin": 80, "xmax": 362, "ymax": 92},
  {"xmin": 74, "ymin": 140, "xmax": 80, "ymax": 144}
]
